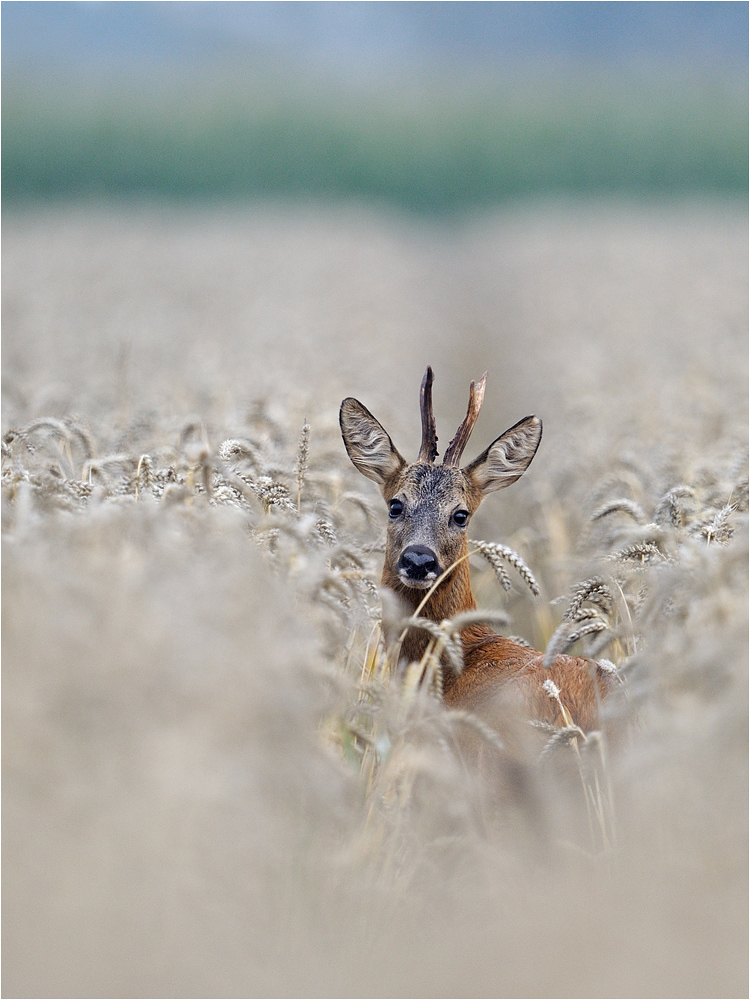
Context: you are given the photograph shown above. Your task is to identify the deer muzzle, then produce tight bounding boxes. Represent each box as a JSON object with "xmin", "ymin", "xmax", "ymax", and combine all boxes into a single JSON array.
[{"xmin": 396, "ymin": 545, "xmax": 441, "ymax": 589}]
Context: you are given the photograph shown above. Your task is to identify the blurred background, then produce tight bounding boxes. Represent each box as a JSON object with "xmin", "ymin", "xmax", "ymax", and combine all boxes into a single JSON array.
[
  {"xmin": 2, "ymin": 1, "xmax": 748, "ymax": 208},
  {"xmin": 3, "ymin": 5, "xmax": 748, "ymax": 998},
  {"xmin": 3, "ymin": 1, "xmax": 747, "ymax": 432}
]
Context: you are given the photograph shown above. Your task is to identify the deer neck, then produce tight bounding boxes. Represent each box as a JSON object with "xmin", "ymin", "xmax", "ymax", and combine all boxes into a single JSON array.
[{"xmin": 381, "ymin": 552, "xmax": 483, "ymax": 666}]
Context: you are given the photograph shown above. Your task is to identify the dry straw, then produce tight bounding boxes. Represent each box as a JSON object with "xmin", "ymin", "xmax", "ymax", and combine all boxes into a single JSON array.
[
  {"xmin": 2, "ymin": 384, "xmax": 747, "ymax": 999},
  {"xmin": 3, "ymin": 205, "xmax": 747, "ymax": 999}
]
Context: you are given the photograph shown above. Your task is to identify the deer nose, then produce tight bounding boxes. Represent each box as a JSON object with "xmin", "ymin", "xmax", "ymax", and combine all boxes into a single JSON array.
[{"xmin": 397, "ymin": 545, "xmax": 440, "ymax": 581}]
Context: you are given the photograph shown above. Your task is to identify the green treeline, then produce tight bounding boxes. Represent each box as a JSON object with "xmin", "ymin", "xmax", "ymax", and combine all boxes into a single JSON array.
[{"xmin": 3, "ymin": 69, "xmax": 747, "ymax": 210}]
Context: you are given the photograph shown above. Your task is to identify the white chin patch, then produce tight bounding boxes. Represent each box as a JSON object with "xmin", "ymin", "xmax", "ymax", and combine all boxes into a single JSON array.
[{"xmin": 398, "ymin": 571, "xmax": 436, "ymax": 590}]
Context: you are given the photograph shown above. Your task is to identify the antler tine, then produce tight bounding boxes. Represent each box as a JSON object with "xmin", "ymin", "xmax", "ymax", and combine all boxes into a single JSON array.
[
  {"xmin": 417, "ymin": 365, "xmax": 439, "ymax": 464},
  {"xmin": 443, "ymin": 372, "xmax": 488, "ymax": 467}
]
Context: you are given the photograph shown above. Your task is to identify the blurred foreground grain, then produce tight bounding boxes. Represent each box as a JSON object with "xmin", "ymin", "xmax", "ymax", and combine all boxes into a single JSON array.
[{"xmin": 3, "ymin": 201, "xmax": 747, "ymax": 998}]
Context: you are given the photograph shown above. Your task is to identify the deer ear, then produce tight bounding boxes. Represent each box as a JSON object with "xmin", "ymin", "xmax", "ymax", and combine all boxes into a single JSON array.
[
  {"xmin": 340, "ymin": 398, "xmax": 406, "ymax": 486},
  {"xmin": 464, "ymin": 416, "xmax": 542, "ymax": 494}
]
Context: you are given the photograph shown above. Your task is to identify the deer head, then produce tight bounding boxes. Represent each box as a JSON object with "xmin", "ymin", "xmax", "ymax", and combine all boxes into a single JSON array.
[{"xmin": 340, "ymin": 367, "xmax": 542, "ymax": 615}]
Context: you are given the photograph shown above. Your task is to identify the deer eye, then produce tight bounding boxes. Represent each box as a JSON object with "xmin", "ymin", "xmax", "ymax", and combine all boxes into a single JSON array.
[
  {"xmin": 389, "ymin": 499, "xmax": 404, "ymax": 518},
  {"xmin": 452, "ymin": 509, "xmax": 469, "ymax": 528}
]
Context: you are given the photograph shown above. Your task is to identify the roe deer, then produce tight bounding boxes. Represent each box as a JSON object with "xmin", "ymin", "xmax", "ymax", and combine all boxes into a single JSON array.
[{"xmin": 340, "ymin": 367, "xmax": 615, "ymax": 770}]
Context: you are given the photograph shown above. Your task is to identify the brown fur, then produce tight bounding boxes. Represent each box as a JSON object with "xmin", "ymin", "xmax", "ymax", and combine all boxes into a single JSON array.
[
  {"xmin": 384, "ymin": 534, "xmax": 613, "ymax": 738},
  {"xmin": 340, "ymin": 370, "xmax": 613, "ymax": 790}
]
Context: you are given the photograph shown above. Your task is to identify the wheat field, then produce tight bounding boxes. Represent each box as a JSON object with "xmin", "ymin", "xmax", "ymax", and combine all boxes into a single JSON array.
[{"xmin": 3, "ymin": 200, "xmax": 747, "ymax": 998}]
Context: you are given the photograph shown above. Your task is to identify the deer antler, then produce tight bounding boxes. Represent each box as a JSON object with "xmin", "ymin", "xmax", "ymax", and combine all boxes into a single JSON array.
[
  {"xmin": 417, "ymin": 365, "xmax": 439, "ymax": 464},
  {"xmin": 443, "ymin": 372, "xmax": 488, "ymax": 467}
]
